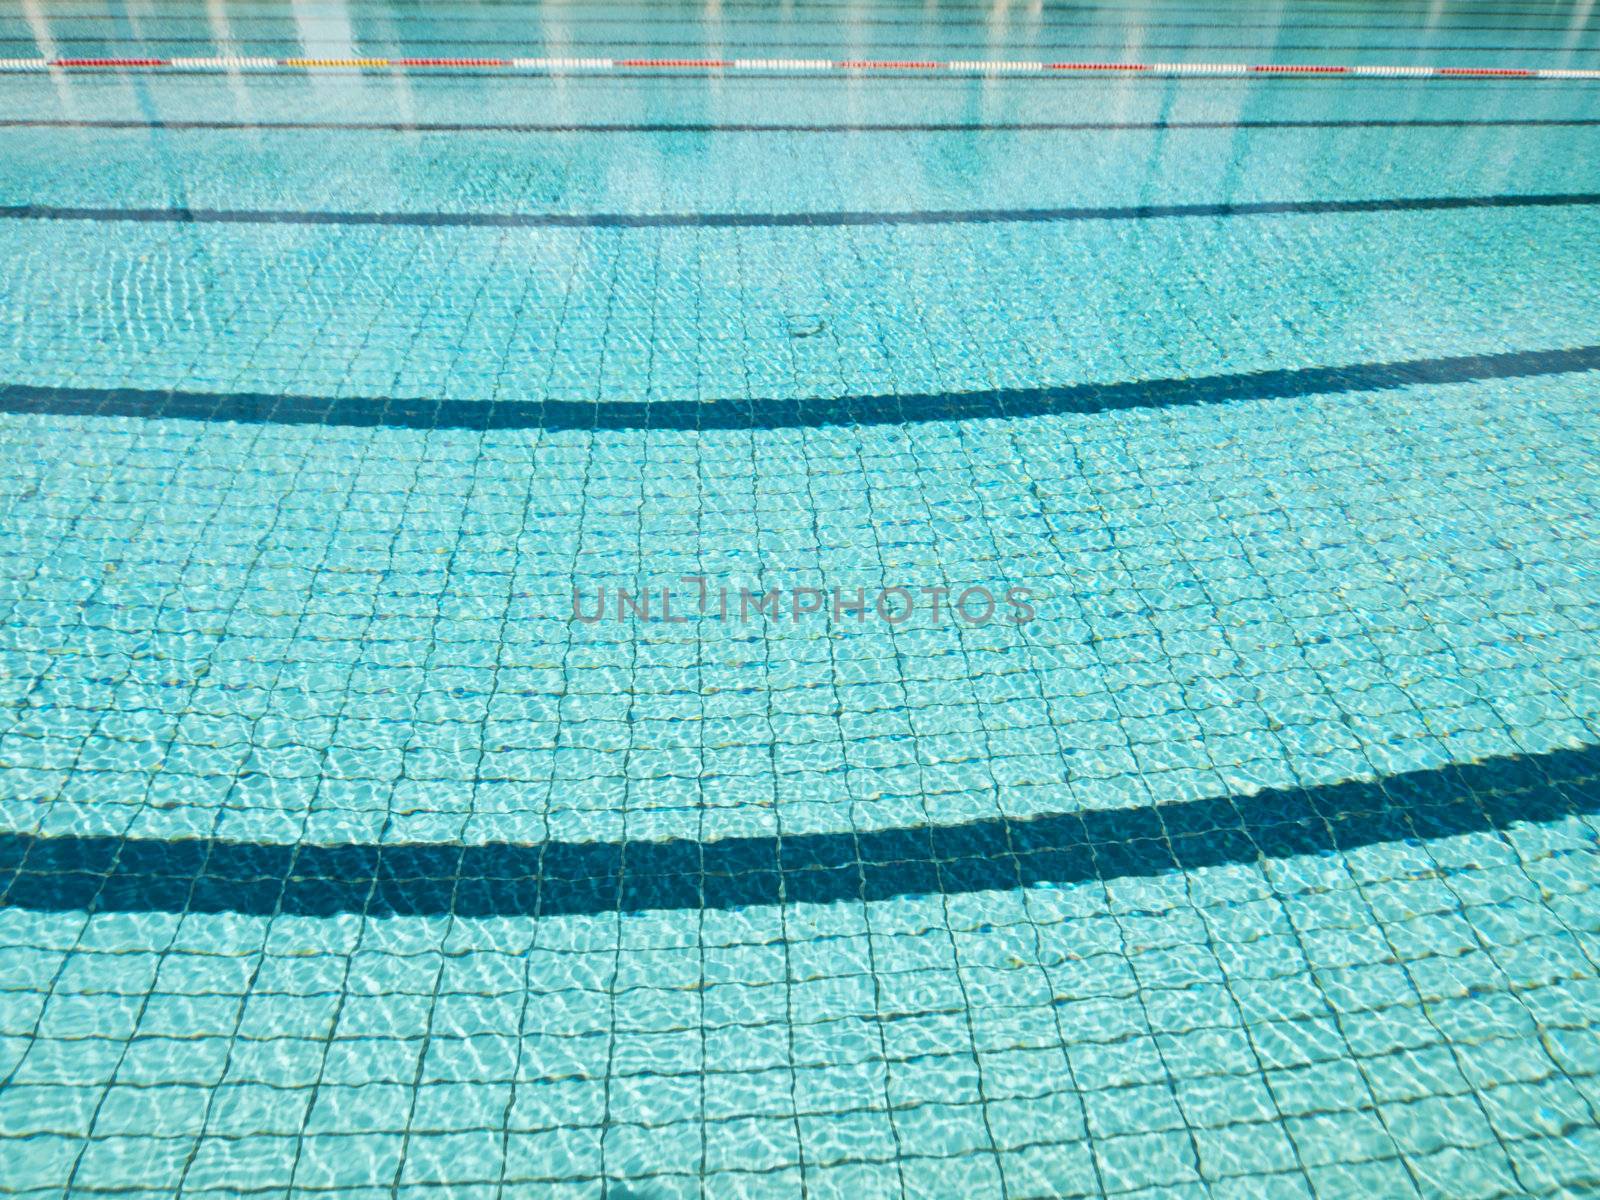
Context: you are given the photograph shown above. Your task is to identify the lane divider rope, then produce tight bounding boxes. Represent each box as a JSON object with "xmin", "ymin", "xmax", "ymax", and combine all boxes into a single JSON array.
[{"xmin": 0, "ymin": 56, "xmax": 1596, "ymax": 78}]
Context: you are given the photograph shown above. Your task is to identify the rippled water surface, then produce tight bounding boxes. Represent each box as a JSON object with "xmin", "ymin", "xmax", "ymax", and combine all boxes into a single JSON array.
[{"xmin": 2, "ymin": 0, "xmax": 1600, "ymax": 1196}]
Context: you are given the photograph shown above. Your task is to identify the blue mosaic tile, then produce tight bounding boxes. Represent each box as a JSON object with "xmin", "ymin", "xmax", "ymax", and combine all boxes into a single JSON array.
[{"xmin": 2, "ymin": 0, "xmax": 1600, "ymax": 1195}]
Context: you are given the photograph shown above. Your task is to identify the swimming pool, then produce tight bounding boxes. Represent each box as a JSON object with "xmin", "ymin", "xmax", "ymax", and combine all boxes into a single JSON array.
[{"xmin": 2, "ymin": 0, "xmax": 1599, "ymax": 1195}]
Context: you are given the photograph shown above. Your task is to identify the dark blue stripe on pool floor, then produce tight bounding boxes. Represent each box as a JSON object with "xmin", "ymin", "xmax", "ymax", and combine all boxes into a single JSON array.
[
  {"xmin": 5, "ymin": 117, "xmax": 1599, "ymax": 133},
  {"xmin": 2, "ymin": 743, "xmax": 1597, "ymax": 919},
  {"xmin": 3, "ymin": 190, "xmax": 1599, "ymax": 230},
  {"xmin": 3, "ymin": 343, "xmax": 1598, "ymax": 433}
]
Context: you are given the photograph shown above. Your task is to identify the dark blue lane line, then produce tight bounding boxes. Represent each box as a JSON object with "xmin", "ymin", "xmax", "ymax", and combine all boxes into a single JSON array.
[
  {"xmin": 3, "ymin": 191, "xmax": 1599, "ymax": 231},
  {"xmin": 13, "ymin": 0, "xmax": 1592, "ymax": 15},
  {"xmin": 4, "ymin": 344, "xmax": 1598, "ymax": 433},
  {"xmin": 28, "ymin": 69, "xmax": 1599, "ymax": 86},
  {"xmin": 5, "ymin": 117, "xmax": 1598, "ymax": 134},
  {"xmin": 8, "ymin": 13, "xmax": 1598, "ymax": 33},
  {"xmin": 2, "ymin": 744, "xmax": 1597, "ymax": 919}
]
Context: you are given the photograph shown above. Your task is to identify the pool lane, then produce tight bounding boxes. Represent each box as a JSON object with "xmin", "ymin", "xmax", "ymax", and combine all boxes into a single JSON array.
[
  {"xmin": 5, "ymin": 742, "xmax": 1600, "ymax": 919},
  {"xmin": 3, "ymin": 112, "xmax": 1599, "ymax": 215},
  {"xmin": 3, "ymin": 341, "xmax": 1598, "ymax": 431}
]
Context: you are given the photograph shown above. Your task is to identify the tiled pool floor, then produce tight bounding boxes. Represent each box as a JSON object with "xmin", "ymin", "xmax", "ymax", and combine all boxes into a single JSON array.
[{"xmin": 2, "ymin": 1, "xmax": 1600, "ymax": 1196}]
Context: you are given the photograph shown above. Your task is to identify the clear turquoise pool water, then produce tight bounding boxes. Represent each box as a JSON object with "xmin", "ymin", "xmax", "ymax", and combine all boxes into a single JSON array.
[{"xmin": 2, "ymin": 2, "xmax": 1600, "ymax": 1197}]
